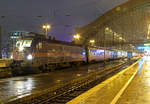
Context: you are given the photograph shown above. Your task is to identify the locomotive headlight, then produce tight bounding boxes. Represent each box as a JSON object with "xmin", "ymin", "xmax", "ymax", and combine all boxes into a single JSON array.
[
  {"xmin": 10, "ymin": 55, "xmax": 13, "ymax": 59},
  {"xmin": 27, "ymin": 54, "xmax": 33, "ymax": 60}
]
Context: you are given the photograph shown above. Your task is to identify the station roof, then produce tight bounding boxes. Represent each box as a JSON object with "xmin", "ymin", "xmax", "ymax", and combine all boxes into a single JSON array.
[{"xmin": 76, "ymin": 0, "xmax": 150, "ymax": 48}]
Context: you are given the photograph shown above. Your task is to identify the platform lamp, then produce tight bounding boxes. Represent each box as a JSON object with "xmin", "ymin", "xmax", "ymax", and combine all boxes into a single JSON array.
[
  {"xmin": 73, "ymin": 33, "xmax": 81, "ymax": 44},
  {"xmin": 89, "ymin": 40, "xmax": 95, "ymax": 45},
  {"xmin": 42, "ymin": 24, "xmax": 51, "ymax": 39}
]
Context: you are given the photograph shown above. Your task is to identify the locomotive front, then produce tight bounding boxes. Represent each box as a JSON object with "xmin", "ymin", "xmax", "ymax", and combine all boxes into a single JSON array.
[{"xmin": 12, "ymin": 37, "xmax": 34, "ymax": 62}]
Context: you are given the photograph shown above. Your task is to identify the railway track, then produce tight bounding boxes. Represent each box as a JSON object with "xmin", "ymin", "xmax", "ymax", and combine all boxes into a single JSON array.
[{"xmin": 6, "ymin": 59, "xmax": 137, "ymax": 104}]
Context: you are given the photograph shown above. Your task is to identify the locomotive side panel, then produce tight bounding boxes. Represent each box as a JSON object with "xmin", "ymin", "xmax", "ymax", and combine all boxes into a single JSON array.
[
  {"xmin": 33, "ymin": 42, "xmax": 65, "ymax": 65},
  {"xmin": 33, "ymin": 41, "xmax": 86, "ymax": 66}
]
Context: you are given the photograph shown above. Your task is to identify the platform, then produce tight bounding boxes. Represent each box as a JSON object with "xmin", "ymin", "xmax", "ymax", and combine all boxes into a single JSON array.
[
  {"xmin": 67, "ymin": 57, "xmax": 145, "ymax": 104},
  {"xmin": 0, "ymin": 59, "xmax": 12, "ymax": 68},
  {"xmin": 116, "ymin": 56, "xmax": 150, "ymax": 104}
]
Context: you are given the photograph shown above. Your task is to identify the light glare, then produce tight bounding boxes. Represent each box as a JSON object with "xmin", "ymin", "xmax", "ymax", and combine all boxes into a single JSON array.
[
  {"xmin": 90, "ymin": 40, "xmax": 95, "ymax": 43},
  {"xmin": 27, "ymin": 54, "xmax": 33, "ymax": 60},
  {"xmin": 74, "ymin": 34, "xmax": 80, "ymax": 40},
  {"xmin": 19, "ymin": 46, "xmax": 24, "ymax": 51}
]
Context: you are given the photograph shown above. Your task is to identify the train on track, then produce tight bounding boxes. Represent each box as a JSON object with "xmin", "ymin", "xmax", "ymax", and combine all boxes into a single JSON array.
[{"xmin": 11, "ymin": 35, "xmax": 138, "ymax": 74}]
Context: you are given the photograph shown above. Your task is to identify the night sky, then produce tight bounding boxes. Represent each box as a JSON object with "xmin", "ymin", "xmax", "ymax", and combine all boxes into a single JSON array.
[{"xmin": 0, "ymin": 0, "xmax": 128, "ymax": 42}]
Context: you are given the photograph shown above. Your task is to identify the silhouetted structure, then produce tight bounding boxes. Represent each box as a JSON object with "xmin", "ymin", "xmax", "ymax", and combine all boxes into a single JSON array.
[{"xmin": 0, "ymin": 26, "xmax": 2, "ymax": 58}]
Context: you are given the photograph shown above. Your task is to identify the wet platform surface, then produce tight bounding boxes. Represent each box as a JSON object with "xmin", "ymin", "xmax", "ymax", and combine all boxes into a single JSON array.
[
  {"xmin": 67, "ymin": 58, "xmax": 142, "ymax": 104},
  {"xmin": 0, "ymin": 60, "xmax": 123, "ymax": 103},
  {"xmin": 117, "ymin": 57, "xmax": 150, "ymax": 104}
]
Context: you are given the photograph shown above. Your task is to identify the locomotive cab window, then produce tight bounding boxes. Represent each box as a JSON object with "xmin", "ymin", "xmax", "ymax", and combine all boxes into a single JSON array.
[
  {"xmin": 16, "ymin": 39, "xmax": 32, "ymax": 48},
  {"xmin": 22, "ymin": 40, "xmax": 32, "ymax": 47}
]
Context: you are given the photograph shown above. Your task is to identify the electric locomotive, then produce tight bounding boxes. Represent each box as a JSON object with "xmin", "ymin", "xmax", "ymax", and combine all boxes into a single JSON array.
[{"xmin": 11, "ymin": 35, "xmax": 86, "ymax": 74}]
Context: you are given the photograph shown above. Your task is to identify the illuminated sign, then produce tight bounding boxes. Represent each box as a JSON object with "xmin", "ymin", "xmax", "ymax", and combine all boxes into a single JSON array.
[
  {"xmin": 138, "ymin": 46, "xmax": 150, "ymax": 50},
  {"xmin": 144, "ymin": 43, "xmax": 150, "ymax": 46}
]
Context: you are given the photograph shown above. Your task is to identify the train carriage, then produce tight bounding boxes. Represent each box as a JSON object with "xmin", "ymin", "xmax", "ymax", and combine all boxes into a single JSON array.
[
  {"xmin": 87, "ymin": 46, "xmax": 104, "ymax": 62},
  {"xmin": 11, "ymin": 35, "xmax": 138, "ymax": 75},
  {"xmin": 87, "ymin": 46, "xmax": 118, "ymax": 62}
]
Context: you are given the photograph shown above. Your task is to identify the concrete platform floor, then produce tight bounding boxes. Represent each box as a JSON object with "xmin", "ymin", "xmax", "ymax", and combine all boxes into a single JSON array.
[
  {"xmin": 116, "ymin": 56, "xmax": 150, "ymax": 104},
  {"xmin": 67, "ymin": 58, "xmax": 142, "ymax": 104}
]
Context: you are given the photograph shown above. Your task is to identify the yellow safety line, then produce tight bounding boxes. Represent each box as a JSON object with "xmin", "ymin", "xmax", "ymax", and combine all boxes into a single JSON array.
[
  {"xmin": 110, "ymin": 59, "xmax": 145, "ymax": 104},
  {"xmin": 110, "ymin": 64, "xmax": 140, "ymax": 104}
]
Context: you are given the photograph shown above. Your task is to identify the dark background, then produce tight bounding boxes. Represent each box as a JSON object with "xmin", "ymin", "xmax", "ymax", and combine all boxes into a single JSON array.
[{"xmin": 0, "ymin": 0, "xmax": 128, "ymax": 41}]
